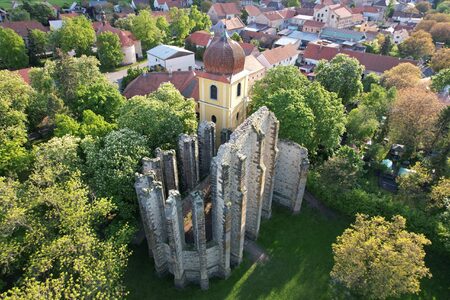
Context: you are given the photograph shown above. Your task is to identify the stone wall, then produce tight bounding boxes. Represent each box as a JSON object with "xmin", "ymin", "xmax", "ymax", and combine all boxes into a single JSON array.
[
  {"xmin": 134, "ymin": 107, "xmax": 309, "ymax": 289},
  {"xmin": 273, "ymin": 140, "xmax": 309, "ymax": 214}
]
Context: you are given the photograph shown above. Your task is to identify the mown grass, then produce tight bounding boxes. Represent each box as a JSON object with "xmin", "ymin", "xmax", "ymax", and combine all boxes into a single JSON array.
[{"xmin": 125, "ymin": 205, "xmax": 450, "ymax": 300}]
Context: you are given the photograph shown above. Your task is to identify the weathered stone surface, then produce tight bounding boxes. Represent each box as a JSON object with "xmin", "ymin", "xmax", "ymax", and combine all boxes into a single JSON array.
[
  {"xmin": 198, "ymin": 121, "xmax": 216, "ymax": 179},
  {"xmin": 156, "ymin": 148, "xmax": 179, "ymax": 195},
  {"xmin": 134, "ymin": 107, "xmax": 309, "ymax": 289},
  {"xmin": 273, "ymin": 140, "xmax": 309, "ymax": 213},
  {"xmin": 178, "ymin": 134, "xmax": 199, "ymax": 192},
  {"xmin": 220, "ymin": 128, "xmax": 233, "ymax": 145}
]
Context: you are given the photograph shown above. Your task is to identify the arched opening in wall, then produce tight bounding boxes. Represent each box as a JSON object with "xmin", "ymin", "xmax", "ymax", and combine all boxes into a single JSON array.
[
  {"xmin": 237, "ymin": 82, "xmax": 241, "ymax": 97},
  {"xmin": 196, "ymin": 112, "xmax": 200, "ymax": 120},
  {"xmin": 210, "ymin": 85, "xmax": 218, "ymax": 100},
  {"xmin": 211, "ymin": 115, "xmax": 217, "ymax": 123},
  {"xmin": 236, "ymin": 112, "xmax": 239, "ymax": 121}
]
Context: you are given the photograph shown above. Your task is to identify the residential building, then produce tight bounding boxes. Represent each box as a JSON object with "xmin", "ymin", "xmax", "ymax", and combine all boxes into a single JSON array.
[
  {"xmin": 240, "ymin": 30, "xmax": 280, "ymax": 48},
  {"xmin": 289, "ymin": 14, "xmax": 314, "ymax": 28},
  {"xmin": 186, "ymin": 30, "xmax": 212, "ymax": 50},
  {"xmin": 244, "ymin": 54, "xmax": 266, "ymax": 88},
  {"xmin": 255, "ymin": 8, "xmax": 297, "ymax": 31},
  {"xmin": 303, "ymin": 40, "xmax": 419, "ymax": 74},
  {"xmin": 391, "ymin": 11, "xmax": 422, "ymax": 24},
  {"xmin": 153, "ymin": 0, "xmax": 191, "ymax": 11},
  {"xmin": 393, "ymin": 28, "xmax": 409, "ymax": 44},
  {"xmin": 147, "ymin": 45, "xmax": 196, "ymax": 71},
  {"xmin": 244, "ymin": 5, "xmax": 262, "ymax": 24},
  {"xmin": 358, "ymin": 21, "xmax": 379, "ymax": 32},
  {"xmin": 257, "ymin": 43, "xmax": 299, "ymax": 69},
  {"xmin": 214, "ymin": 17, "xmax": 246, "ymax": 35},
  {"xmin": 208, "ymin": 2, "xmax": 241, "ymax": 24},
  {"xmin": 351, "ymin": 6, "xmax": 383, "ymax": 21},
  {"xmin": 96, "ymin": 23, "xmax": 143, "ymax": 65},
  {"xmin": 0, "ymin": 21, "xmax": 49, "ymax": 45},
  {"xmin": 302, "ymin": 20, "xmax": 325, "ymax": 33},
  {"xmin": 319, "ymin": 27, "xmax": 366, "ymax": 44},
  {"xmin": 313, "ymin": 3, "xmax": 355, "ymax": 29}
]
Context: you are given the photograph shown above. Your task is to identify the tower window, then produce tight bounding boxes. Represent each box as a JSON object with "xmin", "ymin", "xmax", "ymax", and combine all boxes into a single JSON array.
[
  {"xmin": 237, "ymin": 82, "xmax": 241, "ymax": 97},
  {"xmin": 236, "ymin": 112, "xmax": 239, "ymax": 120},
  {"xmin": 211, "ymin": 115, "xmax": 217, "ymax": 123},
  {"xmin": 210, "ymin": 85, "xmax": 218, "ymax": 100}
]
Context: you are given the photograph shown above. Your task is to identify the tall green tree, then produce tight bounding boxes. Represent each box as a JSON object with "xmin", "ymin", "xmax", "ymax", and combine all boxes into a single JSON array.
[
  {"xmin": 251, "ymin": 66, "xmax": 347, "ymax": 155},
  {"xmin": 118, "ymin": 82, "xmax": 197, "ymax": 150},
  {"xmin": 315, "ymin": 54, "xmax": 364, "ymax": 105},
  {"xmin": 28, "ymin": 29, "xmax": 49, "ymax": 66},
  {"xmin": 22, "ymin": 1, "xmax": 56, "ymax": 25},
  {"xmin": 399, "ymin": 30, "xmax": 435, "ymax": 59},
  {"xmin": 331, "ymin": 214, "xmax": 431, "ymax": 299},
  {"xmin": 9, "ymin": 8, "xmax": 30, "ymax": 21},
  {"xmin": 189, "ymin": 5, "xmax": 212, "ymax": 32},
  {"xmin": 0, "ymin": 27, "xmax": 29, "ymax": 70},
  {"xmin": 97, "ymin": 31, "xmax": 124, "ymax": 71},
  {"xmin": 0, "ymin": 70, "xmax": 33, "ymax": 177},
  {"xmin": 431, "ymin": 68, "xmax": 450, "ymax": 93},
  {"xmin": 83, "ymin": 129, "xmax": 150, "ymax": 222},
  {"xmin": 76, "ymin": 79, "xmax": 125, "ymax": 121},
  {"xmin": 131, "ymin": 10, "xmax": 163, "ymax": 50},
  {"xmin": 0, "ymin": 136, "xmax": 130, "ymax": 298},
  {"xmin": 169, "ymin": 7, "xmax": 194, "ymax": 45},
  {"xmin": 58, "ymin": 16, "xmax": 95, "ymax": 56}
]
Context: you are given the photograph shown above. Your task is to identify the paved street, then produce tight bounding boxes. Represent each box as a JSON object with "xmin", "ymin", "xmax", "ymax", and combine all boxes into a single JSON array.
[{"xmin": 105, "ymin": 61, "xmax": 148, "ymax": 86}]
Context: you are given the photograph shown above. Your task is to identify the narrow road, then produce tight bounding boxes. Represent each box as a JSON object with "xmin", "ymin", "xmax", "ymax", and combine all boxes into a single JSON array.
[{"xmin": 105, "ymin": 61, "xmax": 148, "ymax": 85}]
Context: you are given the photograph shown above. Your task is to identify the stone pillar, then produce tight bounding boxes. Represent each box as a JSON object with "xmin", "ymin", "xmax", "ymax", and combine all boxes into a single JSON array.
[
  {"xmin": 142, "ymin": 157, "xmax": 163, "ymax": 183},
  {"xmin": 156, "ymin": 148, "xmax": 179, "ymax": 195},
  {"xmin": 293, "ymin": 154, "xmax": 309, "ymax": 213},
  {"xmin": 230, "ymin": 152, "xmax": 247, "ymax": 265},
  {"xmin": 261, "ymin": 118, "xmax": 279, "ymax": 219},
  {"xmin": 220, "ymin": 201, "xmax": 232, "ymax": 278},
  {"xmin": 165, "ymin": 191, "xmax": 186, "ymax": 288},
  {"xmin": 191, "ymin": 191, "xmax": 209, "ymax": 290},
  {"xmin": 177, "ymin": 134, "xmax": 199, "ymax": 192},
  {"xmin": 220, "ymin": 128, "xmax": 233, "ymax": 145},
  {"xmin": 245, "ymin": 130, "xmax": 266, "ymax": 241},
  {"xmin": 198, "ymin": 121, "xmax": 216, "ymax": 179},
  {"xmin": 135, "ymin": 173, "xmax": 168, "ymax": 276}
]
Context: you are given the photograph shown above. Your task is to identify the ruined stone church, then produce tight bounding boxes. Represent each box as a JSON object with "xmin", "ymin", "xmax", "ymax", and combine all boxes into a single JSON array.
[{"xmin": 135, "ymin": 107, "xmax": 309, "ymax": 289}]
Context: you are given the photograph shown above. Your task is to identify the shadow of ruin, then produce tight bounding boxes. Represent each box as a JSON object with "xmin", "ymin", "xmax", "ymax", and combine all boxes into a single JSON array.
[{"xmin": 134, "ymin": 107, "xmax": 309, "ymax": 289}]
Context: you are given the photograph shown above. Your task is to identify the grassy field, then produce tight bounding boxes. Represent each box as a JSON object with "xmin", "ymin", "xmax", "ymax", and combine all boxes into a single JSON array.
[
  {"xmin": 0, "ymin": 0, "xmax": 68, "ymax": 10},
  {"xmin": 125, "ymin": 205, "xmax": 450, "ymax": 300}
]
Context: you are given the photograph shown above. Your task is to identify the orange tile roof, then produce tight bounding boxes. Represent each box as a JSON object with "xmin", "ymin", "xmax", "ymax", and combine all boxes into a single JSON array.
[
  {"xmin": 186, "ymin": 30, "xmax": 212, "ymax": 47},
  {"xmin": 211, "ymin": 3, "xmax": 241, "ymax": 17},
  {"xmin": 303, "ymin": 20, "xmax": 325, "ymax": 28},
  {"xmin": 123, "ymin": 71, "xmax": 198, "ymax": 99},
  {"xmin": 221, "ymin": 17, "xmax": 245, "ymax": 30},
  {"xmin": 96, "ymin": 23, "xmax": 137, "ymax": 47},
  {"xmin": 16, "ymin": 68, "xmax": 31, "ymax": 84},
  {"xmin": 259, "ymin": 44, "xmax": 299, "ymax": 65},
  {"xmin": 1, "ymin": 21, "xmax": 49, "ymax": 38},
  {"xmin": 304, "ymin": 42, "xmax": 419, "ymax": 73},
  {"xmin": 245, "ymin": 5, "xmax": 261, "ymax": 17}
]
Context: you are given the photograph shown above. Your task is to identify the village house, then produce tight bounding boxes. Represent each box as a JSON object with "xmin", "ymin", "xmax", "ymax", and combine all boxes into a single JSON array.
[
  {"xmin": 208, "ymin": 2, "xmax": 241, "ymax": 24},
  {"xmin": 313, "ymin": 3, "xmax": 356, "ymax": 29},
  {"xmin": 186, "ymin": 30, "xmax": 212, "ymax": 50},
  {"xmin": 214, "ymin": 17, "xmax": 246, "ymax": 35},
  {"xmin": 244, "ymin": 54, "xmax": 266, "ymax": 88},
  {"xmin": 153, "ymin": 0, "xmax": 191, "ymax": 11},
  {"xmin": 289, "ymin": 13, "xmax": 314, "ymax": 28},
  {"xmin": 147, "ymin": 44, "xmax": 196, "ymax": 71},
  {"xmin": 302, "ymin": 40, "xmax": 419, "ymax": 75},
  {"xmin": 1, "ymin": 20, "xmax": 49, "ymax": 46},
  {"xmin": 96, "ymin": 22, "xmax": 143, "ymax": 65},
  {"xmin": 302, "ymin": 20, "xmax": 325, "ymax": 33},
  {"xmin": 255, "ymin": 8, "xmax": 297, "ymax": 31},
  {"xmin": 244, "ymin": 5, "xmax": 262, "ymax": 24},
  {"xmin": 240, "ymin": 30, "xmax": 280, "ymax": 48},
  {"xmin": 257, "ymin": 43, "xmax": 299, "ymax": 69},
  {"xmin": 351, "ymin": 6, "xmax": 383, "ymax": 21},
  {"xmin": 319, "ymin": 27, "xmax": 366, "ymax": 45},
  {"xmin": 391, "ymin": 11, "xmax": 422, "ymax": 24},
  {"xmin": 392, "ymin": 28, "xmax": 409, "ymax": 44},
  {"xmin": 357, "ymin": 21, "xmax": 379, "ymax": 33}
]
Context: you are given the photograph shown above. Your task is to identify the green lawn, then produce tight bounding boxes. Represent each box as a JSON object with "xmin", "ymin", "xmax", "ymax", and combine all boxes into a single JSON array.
[
  {"xmin": 0, "ymin": 0, "xmax": 68, "ymax": 10},
  {"xmin": 125, "ymin": 205, "xmax": 450, "ymax": 300}
]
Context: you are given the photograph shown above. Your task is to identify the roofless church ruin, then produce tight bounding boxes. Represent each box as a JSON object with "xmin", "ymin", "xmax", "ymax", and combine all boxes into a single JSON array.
[{"xmin": 134, "ymin": 107, "xmax": 309, "ymax": 289}]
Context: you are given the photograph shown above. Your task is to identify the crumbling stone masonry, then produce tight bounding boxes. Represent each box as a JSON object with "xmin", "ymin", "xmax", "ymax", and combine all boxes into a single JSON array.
[{"xmin": 134, "ymin": 107, "xmax": 309, "ymax": 289}]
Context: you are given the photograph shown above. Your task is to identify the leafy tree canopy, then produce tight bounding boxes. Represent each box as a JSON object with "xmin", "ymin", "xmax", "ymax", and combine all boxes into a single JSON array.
[
  {"xmin": 97, "ymin": 31, "xmax": 124, "ymax": 71},
  {"xmin": 58, "ymin": 16, "xmax": 95, "ymax": 56},
  {"xmin": 251, "ymin": 66, "xmax": 347, "ymax": 155},
  {"xmin": 331, "ymin": 214, "xmax": 431, "ymax": 299},
  {"xmin": 0, "ymin": 27, "xmax": 29, "ymax": 70}
]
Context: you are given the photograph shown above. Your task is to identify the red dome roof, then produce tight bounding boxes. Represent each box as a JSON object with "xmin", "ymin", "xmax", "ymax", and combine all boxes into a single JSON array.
[{"xmin": 203, "ymin": 30, "xmax": 245, "ymax": 76}]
